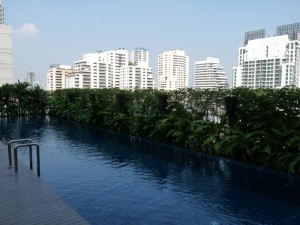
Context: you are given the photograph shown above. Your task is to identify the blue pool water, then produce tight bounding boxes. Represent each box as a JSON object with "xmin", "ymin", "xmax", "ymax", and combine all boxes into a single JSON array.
[{"xmin": 1, "ymin": 116, "xmax": 300, "ymax": 225}]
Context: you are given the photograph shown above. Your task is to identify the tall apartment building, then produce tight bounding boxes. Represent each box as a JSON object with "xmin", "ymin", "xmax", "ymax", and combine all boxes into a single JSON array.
[
  {"xmin": 120, "ymin": 48, "xmax": 154, "ymax": 90},
  {"xmin": 71, "ymin": 50, "xmax": 128, "ymax": 89},
  {"xmin": 233, "ymin": 23, "xmax": 300, "ymax": 88},
  {"xmin": 71, "ymin": 52, "xmax": 112, "ymax": 89},
  {"xmin": 100, "ymin": 48, "xmax": 128, "ymax": 88},
  {"xmin": 81, "ymin": 48, "xmax": 154, "ymax": 90},
  {"xmin": 158, "ymin": 50, "xmax": 189, "ymax": 90},
  {"xmin": 130, "ymin": 47, "xmax": 149, "ymax": 67},
  {"xmin": 47, "ymin": 64, "xmax": 72, "ymax": 91},
  {"xmin": 119, "ymin": 66, "xmax": 154, "ymax": 90},
  {"xmin": 0, "ymin": 0, "xmax": 13, "ymax": 85},
  {"xmin": 49, "ymin": 48, "xmax": 154, "ymax": 90},
  {"xmin": 194, "ymin": 57, "xmax": 228, "ymax": 89}
]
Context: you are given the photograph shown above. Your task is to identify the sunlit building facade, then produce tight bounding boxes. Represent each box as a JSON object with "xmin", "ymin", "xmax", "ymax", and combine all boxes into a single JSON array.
[
  {"xmin": 194, "ymin": 57, "xmax": 228, "ymax": 89},
  {"xmin": 99, "ymin": 48, "xmax": 128, "ymax": 88},
  {"xmin": 71, "ymin": 52, "xmax": 112, "ymax": 89},
  {"xmin": 233, "ymin": 23, "xmax": 300, "ymax": 88},
  {"xmin": 120, "ymin": 66, "xmax": 154, "ymax": 90},
  {"xmin": 49, "ymin": 48, "xmax": 155, "ymax": 90},
  {"xmin": 0, "ymin": 0, "xmax": 13, "ymax": 85},
  {"xmin": 120, "ymin": 48, "xmax": 154, "ymax": 90},
  {"xmin": 130, "ymin": 47, "xmax": 149, "ymax": 67},
  {"xmin": 158, "ymin": 50, "xmax": 189, "ymax": 90},
  {"xmin": 47, "ymin": 64, "xmax": 72, "ymax": 91}
]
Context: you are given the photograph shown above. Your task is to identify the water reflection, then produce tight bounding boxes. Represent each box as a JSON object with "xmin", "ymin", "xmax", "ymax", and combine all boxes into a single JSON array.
[
  {"xmin": 0, "ymin": 116, "xmax": 49, "ymax": 144},
  {"xmin": 0, "ymin": 116, "xmax": 299, "ymax": 225}
]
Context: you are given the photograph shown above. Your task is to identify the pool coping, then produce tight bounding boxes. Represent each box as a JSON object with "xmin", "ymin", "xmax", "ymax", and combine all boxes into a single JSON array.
[{"xmin": 0, "ymin": 142, "xmax": 89, "ymax": 225}]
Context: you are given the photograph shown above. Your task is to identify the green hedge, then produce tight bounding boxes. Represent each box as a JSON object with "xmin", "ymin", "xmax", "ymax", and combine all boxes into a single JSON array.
[
  {"xmin": 49, "ymin": 87, "xmax": 300, "ymax": 175},
  {"xmin": 0, "ymin": 82, "xmax": 48, "ymax": 116},
  {"xmin": 3, "ymin": 82, "xmax": 299, "ymax": 174}
]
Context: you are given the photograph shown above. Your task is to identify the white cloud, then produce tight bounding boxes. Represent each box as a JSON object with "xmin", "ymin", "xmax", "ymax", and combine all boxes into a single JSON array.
[{"xmin": 15, "ymin": 23, "xmax": 40, "ymax": 37}]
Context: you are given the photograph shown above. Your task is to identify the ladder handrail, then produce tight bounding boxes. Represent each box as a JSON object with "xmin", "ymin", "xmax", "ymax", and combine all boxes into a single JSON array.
[
  {"xmin": 14, "ymin": 143, "xmax": 40, "ymax": 177},
  {"xmin": 8, "ymin": 139, "xmax": 32, "ymax": 168}
]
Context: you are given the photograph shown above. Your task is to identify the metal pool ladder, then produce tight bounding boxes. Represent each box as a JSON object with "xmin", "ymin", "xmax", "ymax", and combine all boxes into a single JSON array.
[{"xmin": 8, "ymin": 139, "xmax": 41, "ymax": 177}]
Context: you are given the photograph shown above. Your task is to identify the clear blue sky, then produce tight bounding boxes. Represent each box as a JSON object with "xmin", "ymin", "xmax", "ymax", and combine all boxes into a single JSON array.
[{"xmin": 4, "ymin": 0, "xmax": 300, "ymax": 88}]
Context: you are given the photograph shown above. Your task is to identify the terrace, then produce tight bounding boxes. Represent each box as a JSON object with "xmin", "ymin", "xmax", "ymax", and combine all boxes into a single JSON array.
[{"xmin": 0, "ymin": 143, "xmax": 88, "ymax": 224}]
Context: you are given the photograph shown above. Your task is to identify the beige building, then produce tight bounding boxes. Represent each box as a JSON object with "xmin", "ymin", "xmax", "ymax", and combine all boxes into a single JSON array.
[{"xmin": 46, "ymin": 64, "xmax": 72, "ymax": 91}]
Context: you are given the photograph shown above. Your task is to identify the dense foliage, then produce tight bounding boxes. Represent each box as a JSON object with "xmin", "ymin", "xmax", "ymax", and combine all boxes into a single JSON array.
[
  {"xmin": 0, "ymin": 82, "xmax": 48, "ymax": 116},
  {"xmin": 1, "ymin": 82, "xmax": 299, "ymax": 174},
  {"xmin": 48, "ymin": 87, "xmax": 300, "ymax": 175}
]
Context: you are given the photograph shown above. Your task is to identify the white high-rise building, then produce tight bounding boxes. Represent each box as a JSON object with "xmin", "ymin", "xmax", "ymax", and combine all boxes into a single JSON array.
[
  {"xmin": 71, "ymin": 52, "xmax": 112, "ymax": 89},
  {"xmin": 0, "ymin": 0, "xmax": 13, "ymax": 85},
  {"xmin": 194, "ymin": 57, "xmax": 228, "ymax": 89},
  {"xmin": 119, "ymin": 48, "xmax": 154, "ymax": 90},
  {"xmin": 158, "ymin": 50, "xmax": 189, "ymax": 90},
  {"xmin": 120, "ymin": 66, "xmax": 154, "ymax": 90},
  {"xmin": 47, "ymin": 64, "xmax": 72, "ymax": 91},
  {"xmin": 232, "ymin": 67, "xmax": 243, "ymax": 87},
  {"xmin": 131, "ymin": 47, "xmax": 149, "ymax": 67},
  {"xmin": 64, "ymin": 48, "xmax": 154, "ymax": 90},
  {"xmin": 233, "ymin": 23, "xmax": 300, "ymax": 88},
  {"xmin": 99, "ymin": 48, "xmax": 128, "ymax": 88}
]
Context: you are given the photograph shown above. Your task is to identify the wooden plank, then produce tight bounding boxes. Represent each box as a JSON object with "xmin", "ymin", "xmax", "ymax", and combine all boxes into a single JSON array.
[{"xmin": 0, "ymin": 143, "xmax": 89, "ymax": 225}]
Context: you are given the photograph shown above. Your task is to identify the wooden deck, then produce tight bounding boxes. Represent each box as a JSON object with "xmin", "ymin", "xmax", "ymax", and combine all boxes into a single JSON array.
[{"xmin": 0, "ymin": 143, "xmax": 89, "ymax": 225}]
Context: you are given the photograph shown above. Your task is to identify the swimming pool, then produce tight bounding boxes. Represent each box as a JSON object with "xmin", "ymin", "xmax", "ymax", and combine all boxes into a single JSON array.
[{"xmin": 1, "ymin": 116, "xmax": 299, "ymax": 225}]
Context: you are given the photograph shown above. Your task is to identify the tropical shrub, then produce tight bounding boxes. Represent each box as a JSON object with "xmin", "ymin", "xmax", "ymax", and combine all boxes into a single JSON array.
[
  {"xmin": 0, "ymin": 81, "xmax": 48, "ymax": 116},
  {"xmin": 48, "ymin": 87, "xmax": 300, "ymax": 174},
  {"xmin": 3, "ymin": 82, "xmax": 300, "ymax": 175}
]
